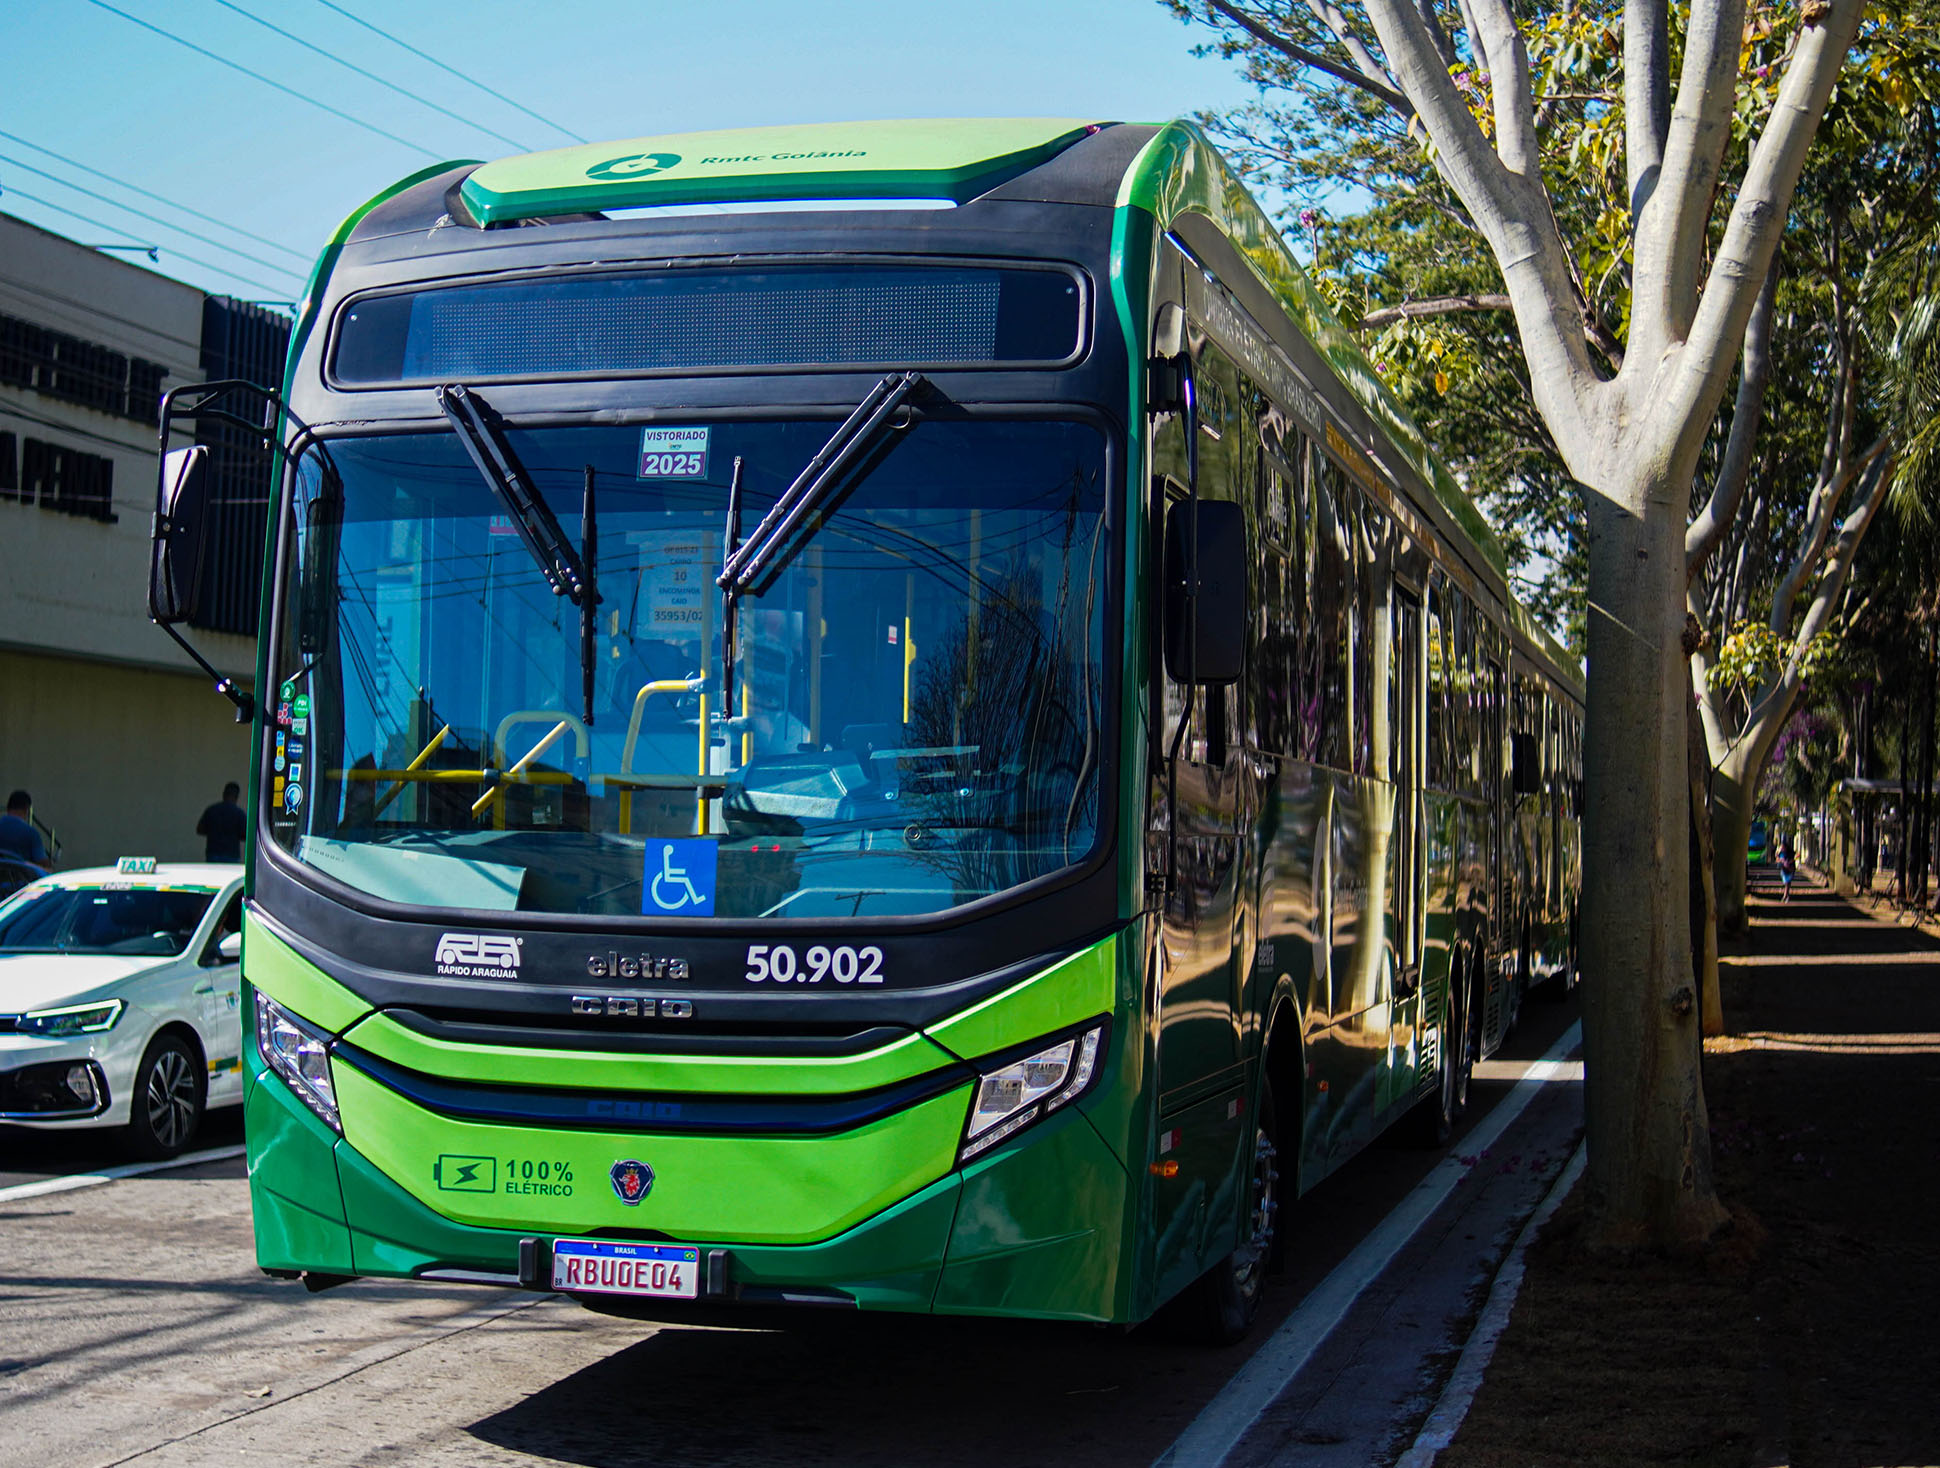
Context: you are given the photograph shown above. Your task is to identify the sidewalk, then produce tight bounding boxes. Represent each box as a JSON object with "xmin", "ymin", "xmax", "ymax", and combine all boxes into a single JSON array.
[{"xmin": 1432, "ymin": 874, "xmax": 1940, "ymax": 1468}]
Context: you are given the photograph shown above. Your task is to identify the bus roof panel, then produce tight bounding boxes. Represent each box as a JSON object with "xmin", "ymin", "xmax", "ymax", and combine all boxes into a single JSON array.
[{"xmin": 460, "ymin": 118, "xmax": 1110, "ymax": 223}]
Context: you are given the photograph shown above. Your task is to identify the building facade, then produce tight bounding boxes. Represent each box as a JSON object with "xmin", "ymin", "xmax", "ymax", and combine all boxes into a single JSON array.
[{"xmin": 0, "ymin": 212, "xmax": 288, "ymax": 869}]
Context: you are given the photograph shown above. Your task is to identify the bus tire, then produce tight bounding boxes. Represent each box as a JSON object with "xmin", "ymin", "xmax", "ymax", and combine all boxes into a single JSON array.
[
  {"xmin": 1539, "ymin": 907, "xmax": 1580, "ymax": 1000},
  {"xmin": 1409, "ymin": 983, "xmax": 1459, "ymax": 1147},
  {"xmin": 1452, "ymin": 954, "xmax": 1479, "ymax": 1117},
  {"xmin": 1169, "ymin": 1077, "xmax": 1283, "ymax": 1346},
  {"xmin": 123, "ymin": 1032, "xmax": 205, "ymax": 1160}
]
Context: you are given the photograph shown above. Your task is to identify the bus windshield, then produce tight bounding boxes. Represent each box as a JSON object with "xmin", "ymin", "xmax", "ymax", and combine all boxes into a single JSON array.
[{"xmin": 268, "ymin": 418, "xmax": 1109, "ymax": 920}]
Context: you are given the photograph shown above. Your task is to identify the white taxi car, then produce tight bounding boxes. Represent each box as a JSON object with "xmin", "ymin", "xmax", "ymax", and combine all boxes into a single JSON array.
[{"xmin": 0, "ymin": 858, "xmax": 246, "ymax": 1158}]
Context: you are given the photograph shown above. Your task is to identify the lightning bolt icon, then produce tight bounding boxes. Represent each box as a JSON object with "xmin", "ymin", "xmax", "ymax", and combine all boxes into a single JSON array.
[{"xmin": 453, "ymin": 1163, "xmax": 480, "ymax": 1187}]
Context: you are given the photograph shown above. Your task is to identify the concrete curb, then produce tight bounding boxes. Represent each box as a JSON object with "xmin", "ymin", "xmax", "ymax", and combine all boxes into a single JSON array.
[
  {"xmin": 1392, "ymin": 1140, "xmax": 1588, "ymax": 1468},
  {"xmin": 1155, "ymin": 1023, "xmax": 1584, "ymax": 1468}
]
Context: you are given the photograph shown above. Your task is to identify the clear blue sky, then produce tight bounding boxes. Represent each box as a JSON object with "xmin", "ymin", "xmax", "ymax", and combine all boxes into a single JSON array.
[{"xmin": 1, "ymin": 0, "xmax": 1261, "ymax": 305}]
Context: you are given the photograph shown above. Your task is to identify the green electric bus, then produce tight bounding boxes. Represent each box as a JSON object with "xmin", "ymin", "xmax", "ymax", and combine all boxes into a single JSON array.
[{"xmin": 147, "ymin": 118, "xmax": 1582, "ymax": 1339}]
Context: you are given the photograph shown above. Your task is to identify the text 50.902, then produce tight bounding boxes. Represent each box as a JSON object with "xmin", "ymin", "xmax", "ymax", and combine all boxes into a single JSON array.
[{"xmin": 743, "ymin": 944, "xmax": 884, "ymax": 984}]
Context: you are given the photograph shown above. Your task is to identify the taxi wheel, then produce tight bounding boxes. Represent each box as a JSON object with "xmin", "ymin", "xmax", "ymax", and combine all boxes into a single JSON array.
[{"xmin": 124, "ymin": 1034, "xmax": 205, "ymax": 1160}]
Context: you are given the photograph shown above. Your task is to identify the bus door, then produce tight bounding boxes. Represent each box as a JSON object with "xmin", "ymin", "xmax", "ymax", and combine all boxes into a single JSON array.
[
  {"xmin": 1153, "ymin": 347, "xmax": 1247, "ymax": 1110},
  {"xmin": 1145, "ymin": 289, "xmax": 1252, "ymax": 1299}
]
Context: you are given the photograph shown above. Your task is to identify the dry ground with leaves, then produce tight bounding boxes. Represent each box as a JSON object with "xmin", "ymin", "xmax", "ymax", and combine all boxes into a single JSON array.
[{"xmin": 1437, "ymin": 873, "xmax": 1940, "ymax": 1468}]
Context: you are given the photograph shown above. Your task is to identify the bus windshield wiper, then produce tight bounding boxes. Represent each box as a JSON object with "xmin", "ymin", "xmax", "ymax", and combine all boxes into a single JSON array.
[
  {"xmin": 437, "ymin": 383, "xmax": 592, "ymax": 607},
  {"xmin": 718, "ymin": 370, "xmax": 924, "ymax": 602}
]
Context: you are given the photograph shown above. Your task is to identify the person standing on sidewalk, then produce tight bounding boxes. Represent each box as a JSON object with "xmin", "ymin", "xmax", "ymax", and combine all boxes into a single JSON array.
[
  {"xmin": 1777, "ymin": 841, "xmax": 1797, "ymax": 901},
  {"xmin": 196, "ymin": 782, "xmax": 246, "ymax": 863},
  {"xmin": 0, "ymin": 790, "xmax": 49, "ymax": 868}
]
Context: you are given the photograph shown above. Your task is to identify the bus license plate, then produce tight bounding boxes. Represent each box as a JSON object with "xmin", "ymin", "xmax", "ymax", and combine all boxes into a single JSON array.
[{"xmin": 551, "ymin": 1238, "xmax": 700, "ymax": 1299}]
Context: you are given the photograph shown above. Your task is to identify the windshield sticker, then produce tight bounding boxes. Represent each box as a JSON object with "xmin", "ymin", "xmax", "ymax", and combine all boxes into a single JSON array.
[
  {"xmin": 644, "ymin": 839, "xmax": 717, "ymax": 916},
  {"xmin": 638, "ymin": 427, "xmax": 710, "ymax": 480},
  {"xmin": 641, "ymin": 538, "xmax": 707, "ymax": 633}
]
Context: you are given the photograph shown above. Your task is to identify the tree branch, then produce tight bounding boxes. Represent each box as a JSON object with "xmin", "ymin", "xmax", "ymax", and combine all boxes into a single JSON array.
[
  {"xmin": 1725, "ymin": 480, "xmax": 1772, "ymax": 628},
  {"xmin": 1359, "ymin": 292, "xmax": 1512, "ymax": 328},
  {"xmin": 1625, "ymin": 1, "xmax": 1672, "ymax": 223},
  {"xmin": 1686, "ymin": 263, "xmax": 1779, "ymax": 578},
  {"xmin": 1632, "ymin": 0, "xmax": 1748, "ymax": 361},
  {"xmin": 1744, "ymin": 446, "xmax": 1896, "ymax": 736},
  {"xmin": 1299, "ymin": 0, "xmax": 1417, "ymax": 111},
  {"xmin": 1771, "ymin": 436, "xmax": 1890, "ymax": 636},
  {"xmin": 1414, "ymin": 0, "xmax": 1458, "ymax": 68},
  {"xmin": 1467, "ymin": 0, "xmax": 1542, "ymax": 176},
  {"xmin": 1360, "ymin": 0, "xmax": 1602, "ymax": 452},
  {"xmin": 1662, "ymin": 1, "xmax": 1866, "ymax": 451},
  {"xmin": 1205, "ymin": 0, "xmax": 1414, "ymax": 113}
]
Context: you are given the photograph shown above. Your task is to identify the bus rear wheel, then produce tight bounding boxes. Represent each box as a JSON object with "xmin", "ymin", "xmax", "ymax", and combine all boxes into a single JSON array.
[
  {"xmin": 1451, "ymin": 957, "xmax": 1479, "ymax": 1116},
  {"xmin": 1410, "ymin": 982, "xmax": 1461, "ymax": 1147}
]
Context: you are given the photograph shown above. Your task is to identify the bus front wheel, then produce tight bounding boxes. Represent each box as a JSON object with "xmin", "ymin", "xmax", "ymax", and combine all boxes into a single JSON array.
[{"xmin": 1169, "ymin": 1077, "xmax": 1282, "ymax": 1346}]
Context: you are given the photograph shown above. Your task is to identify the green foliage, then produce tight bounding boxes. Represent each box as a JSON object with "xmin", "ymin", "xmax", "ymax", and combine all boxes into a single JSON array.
[
  {"xmin": 1708, "ymin": 619, "xmax": 1839, "ymax": 704},
  {"xmin": 1168, "ymin": 0, "xmax": 1940, "ymax": 665}
]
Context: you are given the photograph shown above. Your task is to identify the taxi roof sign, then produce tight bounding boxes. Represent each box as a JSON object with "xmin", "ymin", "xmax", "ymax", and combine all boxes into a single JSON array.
[
  {"xmin": 115, "ymin": 857, "xmax": 158, "ymax": 875},
  {"xmin": 459, "ymin": 118, "xmax": 1108, "ymax": 225}
]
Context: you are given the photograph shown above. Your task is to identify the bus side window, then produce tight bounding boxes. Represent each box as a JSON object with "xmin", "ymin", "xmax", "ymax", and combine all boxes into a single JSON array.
[
  {"xmin": 1451, "ymin": 589, "xmax": 1476, "ymax": 798},
  {"xmin": 1290, "ymin": 434, "xmax": 1320, "ymax": 764},
  {"xmin": 1426, "ymin": 582, "xmax": 1447, "ymax": 790},
  {"xmin": 1357, "ymin": 493, "xmax": 1396, "ymax": 782},
  {"xmin": 1309, "ymin": 443, "xmax": 1352, "ymax": 771},
  {"xmin": 1248, "ymin": 385, "xmax": 1297, "ymax": 758}
]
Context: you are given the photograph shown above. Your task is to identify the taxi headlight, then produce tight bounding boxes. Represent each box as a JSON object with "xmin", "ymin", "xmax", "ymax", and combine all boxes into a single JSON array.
[
  {"xmin": 17, "ymin": 999, "xmax": 125, "ymax": 1036},
  {"xmin": 253, "ymin": 991, "xmax": 340, "ymax": 1133},
  {"xmin": 959, "ymin": 1022, "xmax": 1106, "ymax": 1163}
]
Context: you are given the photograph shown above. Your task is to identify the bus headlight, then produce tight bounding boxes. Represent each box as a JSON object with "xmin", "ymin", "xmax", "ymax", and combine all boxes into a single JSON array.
[
  {"xmin": 17, "ymin": 999, "xmax": 125, "ymax": 1036},
  {"xmin": 959, "ymin": 1022, "xmax": 1106, "ymax": 1163},
  {"xmin": 254, "ymin": 991, "xmax": 341, "ymax": 1133}
]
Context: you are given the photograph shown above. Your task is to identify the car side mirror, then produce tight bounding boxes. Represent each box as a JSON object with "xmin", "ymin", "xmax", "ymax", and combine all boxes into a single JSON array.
[
  {"xmin": 1511, "ymin": 730, "xmax": 1542, "ymax": 796},
  {"xmin": 216, "ymin": 931, "xmax": 242, "ymax": 965},
  {"xmin": 149, "ymin": 445, "xmax": 211, "ymax": 625},
  {"xmin": 1163, "ymin": 498, "xmax": 1246, "ymax": 687}
]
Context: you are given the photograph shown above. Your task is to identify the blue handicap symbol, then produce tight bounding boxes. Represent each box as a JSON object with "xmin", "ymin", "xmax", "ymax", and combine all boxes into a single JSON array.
[{"xmin": 644, "ymin": 838, "xmax": 716, "ymax": 916}]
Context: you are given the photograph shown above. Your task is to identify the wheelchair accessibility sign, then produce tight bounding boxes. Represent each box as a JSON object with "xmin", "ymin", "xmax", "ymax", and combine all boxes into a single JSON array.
[{"xmin": 644, "ymin": 838, "xmax": 717, "ymax": 916}]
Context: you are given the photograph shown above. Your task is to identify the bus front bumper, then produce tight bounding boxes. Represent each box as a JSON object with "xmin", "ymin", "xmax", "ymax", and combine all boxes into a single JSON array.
[{"xmin": 246, "ymin": 1049, "xmax": 1133, "ymax": 1322}]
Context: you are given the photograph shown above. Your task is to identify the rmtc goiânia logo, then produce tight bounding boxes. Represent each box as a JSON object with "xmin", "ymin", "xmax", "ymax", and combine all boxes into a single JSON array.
[{"xmin": 434, "ymin": 933, "xmax": 523, "ymax": 977}]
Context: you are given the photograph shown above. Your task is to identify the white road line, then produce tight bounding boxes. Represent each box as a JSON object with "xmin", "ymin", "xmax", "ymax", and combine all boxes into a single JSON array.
[
  {"xmin": 1154, "ymin": 1020, "xmax": 1584, "ymax": 1468},
  {"xmin": 0, "ymin": 1144, "xmax": 247, "ymax": 1205},
  {"xmin": 1394, "ymin": 1141, "xmax": 1588, "ymax": 1468}
]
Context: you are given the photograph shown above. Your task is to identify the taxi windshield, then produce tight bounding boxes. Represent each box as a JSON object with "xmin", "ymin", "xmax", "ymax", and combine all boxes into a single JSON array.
[
  {"xmin": 270, "ymin": 418, "xmax": 1110, "ymax": 919},
  {"xmin": 0, "ymin": 887, "xmax": 216, "ymax": 956}
]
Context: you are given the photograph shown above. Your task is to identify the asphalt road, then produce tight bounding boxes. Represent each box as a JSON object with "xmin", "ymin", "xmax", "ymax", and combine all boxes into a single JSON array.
[{"xmin": 0, "ymin": 995, "xmax": 1581, "ymax": 1468}]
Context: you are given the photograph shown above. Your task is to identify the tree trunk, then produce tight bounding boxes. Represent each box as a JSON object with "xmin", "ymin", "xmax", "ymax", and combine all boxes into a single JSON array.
[
  {"xmin": 1918, "ymin": 626, "xmax": 1938, "ymax": 908},
  {"xmin": 1689, "ymin": 698, "xmax": 1723, "ymax": 1037},
  {"xmin": 1580, "ymin": 484, "xmax": 1730, "ymax": 1252},
  {"xmin": 1711, "ymin": 764, "xmax": 1755, "ymax": 937}
]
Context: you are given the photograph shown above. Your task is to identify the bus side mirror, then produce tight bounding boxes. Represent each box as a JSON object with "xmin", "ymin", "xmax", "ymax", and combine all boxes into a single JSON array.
[
  {"xmin": 149, "ymin": 445, "xmax": 211, "ymax": 625},
  {"xmin": 1163, "ymin": 498, "xmax": 1246, "ymax": 687},
  {"xmin": 1511, "ymin": 730, "xmax": 1541, "ymax": 795}
]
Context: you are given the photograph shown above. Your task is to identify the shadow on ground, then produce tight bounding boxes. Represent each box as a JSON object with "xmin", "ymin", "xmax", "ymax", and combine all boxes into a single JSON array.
[{"xmin": 1437, "ymin": 876, "xmax": 1940, "ymax": 1468}]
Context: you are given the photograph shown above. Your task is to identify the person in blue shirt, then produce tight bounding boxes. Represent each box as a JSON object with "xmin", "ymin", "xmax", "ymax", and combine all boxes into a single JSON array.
[{"xmin": 0, "ymin": 790, "xmax": 49, "ymax": 867}]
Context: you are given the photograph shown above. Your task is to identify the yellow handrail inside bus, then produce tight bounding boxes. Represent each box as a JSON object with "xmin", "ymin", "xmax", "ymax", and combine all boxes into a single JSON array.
[
  {"xmin": 612, "ymin": 676, "xmax": 706, "ymax": 835},
  {"xmin": 373, "ymin": 724, "xmax": 451, "ymax": 817},
  {"xmin": 473, "ymin": 712, "xmax": 591, "ymax": 821}
]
